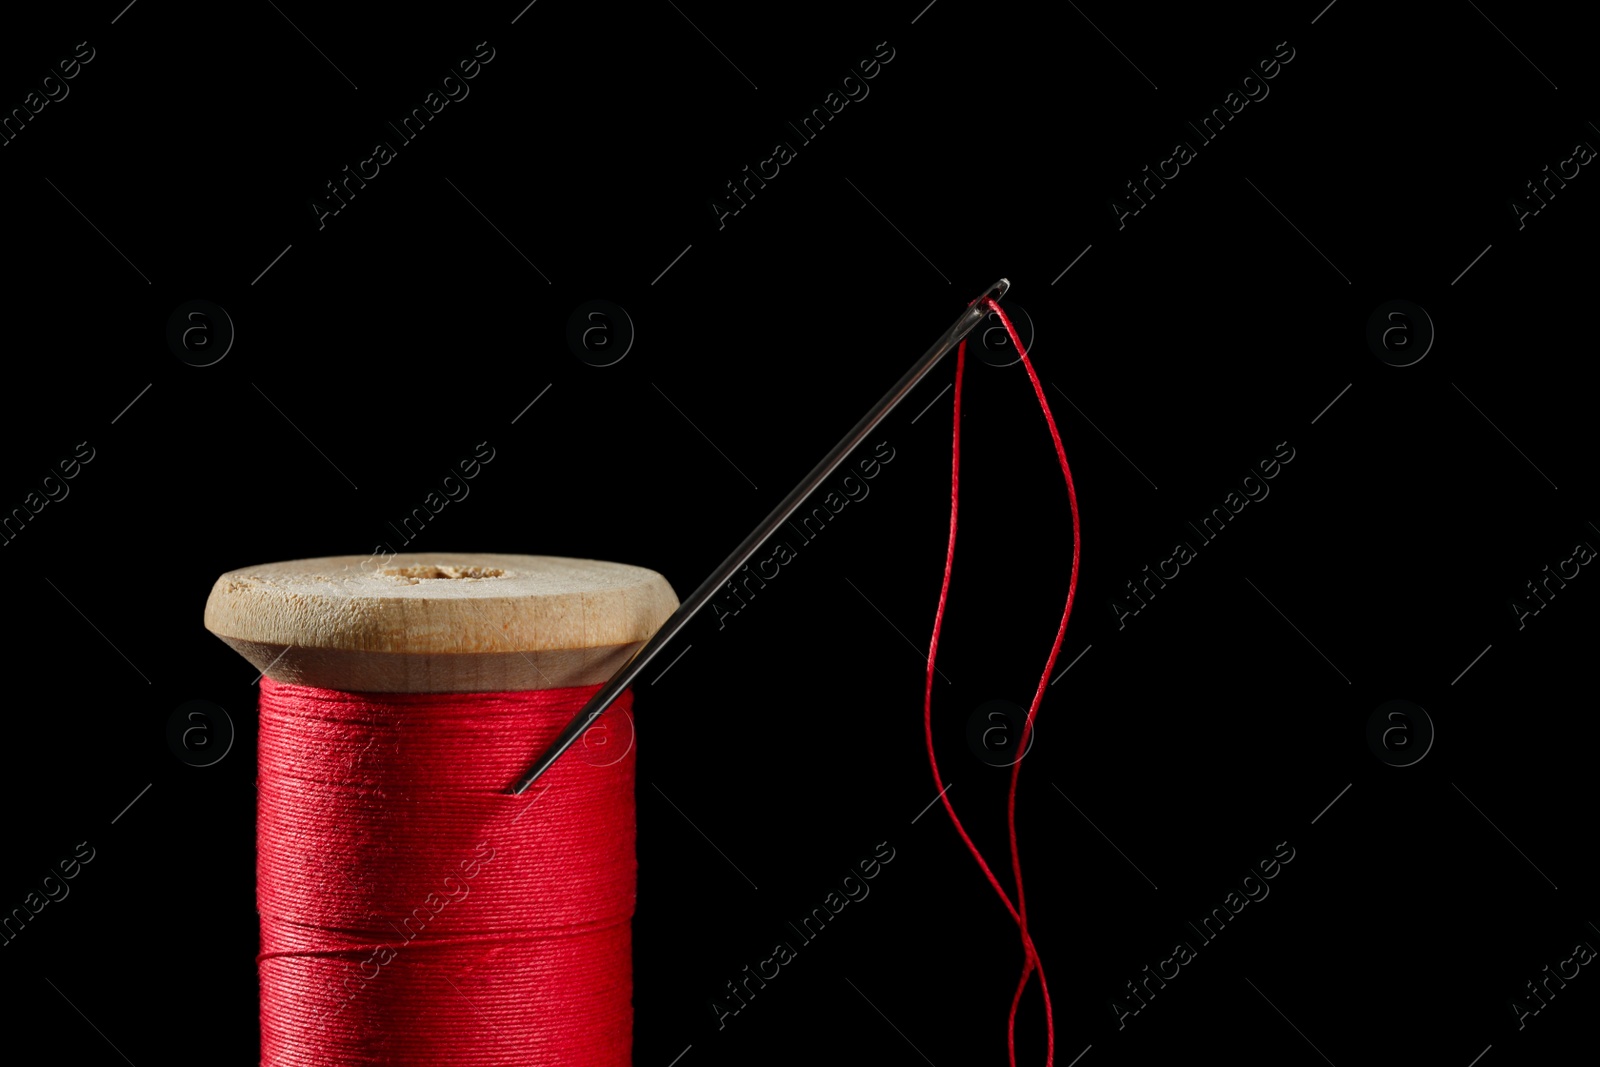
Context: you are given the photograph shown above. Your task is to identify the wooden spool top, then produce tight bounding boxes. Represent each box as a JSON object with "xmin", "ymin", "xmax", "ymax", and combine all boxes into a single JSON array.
[{"xmin": 204, "ymin": 553, "xmax": 678, "ymax": 692}]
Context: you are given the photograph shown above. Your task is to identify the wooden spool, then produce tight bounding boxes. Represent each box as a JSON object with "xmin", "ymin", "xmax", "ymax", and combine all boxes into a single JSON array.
[
  {"xmin": 206, "ymin": 554, "xmax": 676, "ymax": 1064},
  {"xmin": 203, "ymin": 552, "xmax": 679, "ymax": 692}
]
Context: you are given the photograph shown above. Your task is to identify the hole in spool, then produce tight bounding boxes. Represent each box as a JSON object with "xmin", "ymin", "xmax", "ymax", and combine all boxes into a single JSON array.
[{"xmin": 382, "ymin": 565, "xmax": 507, "ymax": 580}]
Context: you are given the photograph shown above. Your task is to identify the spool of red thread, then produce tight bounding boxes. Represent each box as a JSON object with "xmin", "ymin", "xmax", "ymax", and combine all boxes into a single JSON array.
[{"xmin": 205, "ymin": 554, "xmax": 678, "ymax": 1066}]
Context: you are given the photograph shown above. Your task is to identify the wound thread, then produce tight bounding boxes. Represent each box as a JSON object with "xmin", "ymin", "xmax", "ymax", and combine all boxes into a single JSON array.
[{"xmin": 257, "ymin": 678, "xmax": 636, "ymax": 1066}]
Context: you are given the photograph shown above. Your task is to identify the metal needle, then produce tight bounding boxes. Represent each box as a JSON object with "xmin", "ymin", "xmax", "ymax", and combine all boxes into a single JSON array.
[{"xmin": 508, "ymin": 278, "xmax": 1011, "ymax": 794}]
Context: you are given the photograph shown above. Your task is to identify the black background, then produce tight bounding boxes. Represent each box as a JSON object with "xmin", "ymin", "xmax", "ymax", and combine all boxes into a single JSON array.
[{"xmin": 1, "ymin": 2, "xmax": 1595, "ymax": 1065}]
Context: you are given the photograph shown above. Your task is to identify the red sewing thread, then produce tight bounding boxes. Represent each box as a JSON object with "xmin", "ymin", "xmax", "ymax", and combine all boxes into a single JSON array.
[
  {"xmin": 923, "ymin": 298, "xmax": 1081, "ymax": 1067},
  {"xmin": 257, "ymin": 678, "xmax": 637, "ymax": 1066}
]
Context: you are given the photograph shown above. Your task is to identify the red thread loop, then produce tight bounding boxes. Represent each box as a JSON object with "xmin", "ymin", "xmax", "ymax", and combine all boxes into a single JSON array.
[
  {"xmin": 257, "ymin": 679, "xmax": 637, "ymax": 1066},
  {"xmin": 923, "ymin": 298, "xmax": 1081, "ymax": 1067}
]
